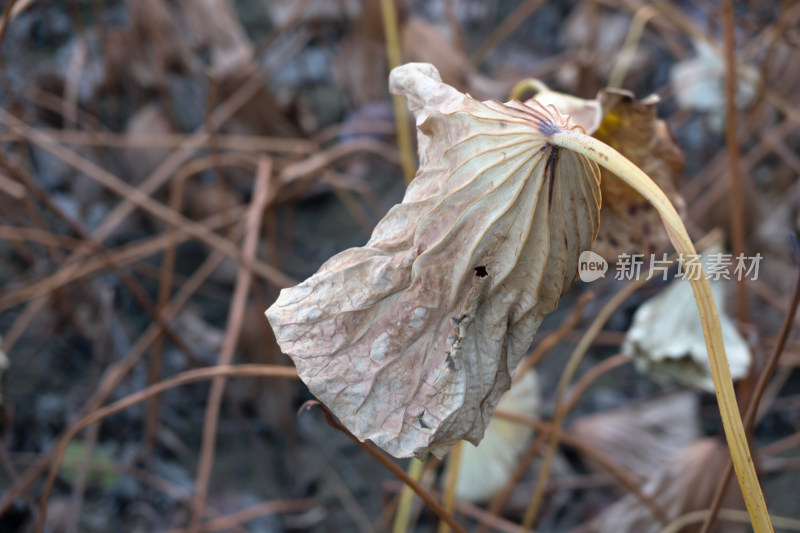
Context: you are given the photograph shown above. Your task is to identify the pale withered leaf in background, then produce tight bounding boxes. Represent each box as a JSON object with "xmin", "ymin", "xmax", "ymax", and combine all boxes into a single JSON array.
[
  {"xmin": 454, "ymin": 371, "xmax": 539, "ymax": 502},
  {"xmin": 267, "ymin": 63, "xmax": 601, "ymax": 458},
  {"xmin": 622, "ymin": 247, "xmax": 752, "ymax": 392},
  {"xmin": 671, "ymin": 40, "xmax": 759, "ymax": 133},
  {"xmin": 569, "ymin": 392, "xmax": 700, "ymax": 479},
  {"xmin": 527, "ymin": 84, "xmax": 685, "ymax": 262}
]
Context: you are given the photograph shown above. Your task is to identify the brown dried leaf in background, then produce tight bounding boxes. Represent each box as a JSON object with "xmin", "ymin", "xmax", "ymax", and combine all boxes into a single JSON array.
[
  {"xmin": 401, "ymin": 17, "xmax": 511, "ymax": 100},
  {"xmin": 591, "ymin": 89, "xmax": 685, "ymax": 261},
  {"xmin": 334, "ymin": 30, "xmax": 388, "ymax": 105},
  {"xmin": 569, "ymin": 392, "xmax": 699, "ymax": 479},
  {"xmin": 335, "ymin": 7, "xmax": 507, "ymax": 107},
  {"xmin": 331, "ymin": 0, "xmax": 397, "ymax": 104},
  {"xmin": 267, "ymin": 63, "xmax": 601, "ymax": 458},
  {"xmin": 401, "ymin": 17, "xmax": 470, "ymax": 91},
  {"xmin": 123, "ymin": 0, "xmax": 192, "ymax": 88},
  {"xmin": 596, "ymin": 438, "xmax": 746, "ymax": 533},
  {"xmin": 527, "ymin": 84, "xmax": 685, "ymax": 261}
]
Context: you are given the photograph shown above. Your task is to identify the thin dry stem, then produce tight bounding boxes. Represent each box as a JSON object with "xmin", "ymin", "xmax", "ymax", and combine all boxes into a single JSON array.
[
  {"xmin": 163, "ymin": 498, "xmax": 319, "ymax": 533},
  {"xmin": 144, "ymin": 163, "xmax": 191, "ymax": 459},
  {"xmin": 722, "ymin": 0, "xmax": 749, "ymax": 323},
  {"xmin": 190, "ymin": 158, "xmax": 273, "ymax": 529},
  {"xmin": 438, "ymin": 441, "xmax": 463, "ymax": 533},
  {"xmin": 392, "ymin": 457, "xmax": 426, "ymax": 533}
]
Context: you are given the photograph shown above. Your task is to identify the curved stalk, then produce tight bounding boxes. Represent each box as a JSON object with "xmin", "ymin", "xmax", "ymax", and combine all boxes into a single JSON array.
[{"xmin": 548, "ymin": 129, "xmax": 773, "ymax": 533}]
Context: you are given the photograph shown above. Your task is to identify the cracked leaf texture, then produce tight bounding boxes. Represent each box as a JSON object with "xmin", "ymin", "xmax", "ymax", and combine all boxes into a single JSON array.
[{"xmin": 266, "ymin": 63, "xmax": 601, "ymax": 458}]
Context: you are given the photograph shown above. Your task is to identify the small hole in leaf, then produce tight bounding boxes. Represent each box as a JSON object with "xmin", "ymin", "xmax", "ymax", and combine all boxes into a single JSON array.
[{"xmin": 474, "ymin": 266, "xmax": 488, "ymax": 277}]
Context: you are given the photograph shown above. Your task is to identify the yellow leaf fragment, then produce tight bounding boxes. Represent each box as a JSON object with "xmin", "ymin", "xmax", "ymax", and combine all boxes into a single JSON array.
[{"xmin": 267, "ymin": 63, "xmax": 601, "ymax": 458}]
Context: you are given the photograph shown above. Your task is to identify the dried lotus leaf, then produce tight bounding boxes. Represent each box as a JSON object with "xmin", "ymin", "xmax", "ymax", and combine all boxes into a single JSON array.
[
  {"xmin": 267, "ymin": 63, "xmax": 601, "ymax": 459},
  {"xmin": 569, "ymin": 392, "xmax": 700, "ymax": 479}
]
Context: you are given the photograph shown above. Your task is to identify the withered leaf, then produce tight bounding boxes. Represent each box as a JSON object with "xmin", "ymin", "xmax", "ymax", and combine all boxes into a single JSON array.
[
  {"xmin": 597, "ymin": 438, "xmax": 746, "ymax": 533},
  {"xmin": 622, "ymin": 247, "xmax": 752, "ymax": 392},
  {"xmin": 569, "ymin": 392, "xmax": 700, "ymax": 479},
  {"xmin": 592, "ymin": 90, "xmax": 685, "ymax": 261},
  {"xmin": 455, "ymin": 371, "xmax": 539, "ymax": 502},
  {"xmin": 526, "ymin": 84, "xmax": 685, "ymax": 261},
  {"xmin": 267, "ymin": 63, "xmax": 600, "ymax": 458}
]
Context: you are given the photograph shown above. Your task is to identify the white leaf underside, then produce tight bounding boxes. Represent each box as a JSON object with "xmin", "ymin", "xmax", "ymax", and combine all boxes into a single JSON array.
[{"xmin": 267, "ymin": 63, "xmax": 601, "ymax": 458}]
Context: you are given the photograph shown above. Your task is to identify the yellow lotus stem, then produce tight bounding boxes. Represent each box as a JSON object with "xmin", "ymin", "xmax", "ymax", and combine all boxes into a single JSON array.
[
  {"xmin": 548, "ymin": 129, "xmax": 773, "ymax": 533},
  {"xmin": 607, "ymin": 5, "xmax": 657, "ymax": 88},
  {"xmin": 380, "ymin": 0, "xmax": 416, "ymax": 183},
  {"xmin": 392, "ymin": 457, "xmax": 425, "ymax": 533},
  {"xmin": 509, "ymin": 78, "xmax": 549, "ymax": 101},
  {"xmin": 438, "ymin": 441, "xmax": 463, "ymax": 533}
]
